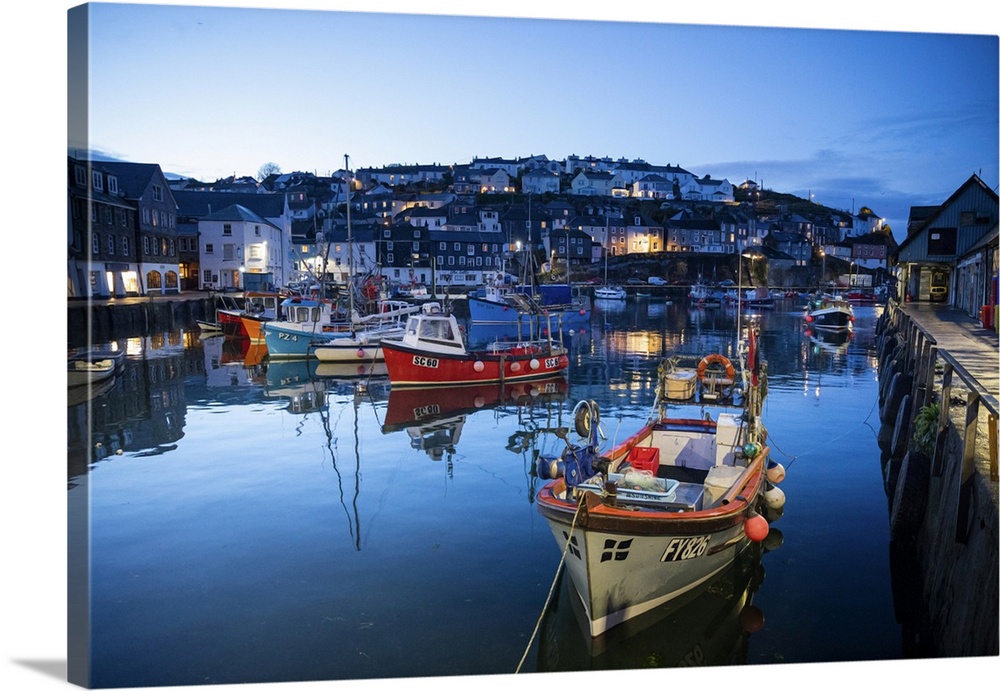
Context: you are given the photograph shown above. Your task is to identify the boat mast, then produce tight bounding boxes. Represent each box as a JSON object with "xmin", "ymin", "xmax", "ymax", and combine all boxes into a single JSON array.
[{"xmin": 345, "ymin": 154, "xmax": 354, "ymax": 319}]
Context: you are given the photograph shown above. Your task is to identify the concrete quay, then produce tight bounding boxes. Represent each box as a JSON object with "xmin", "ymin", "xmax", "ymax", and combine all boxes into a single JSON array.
[
  {"xmin": 67, "ymin": 292, "xmax": 220, "ymax": 346},
  {"xmin": 875, "ymin": 301, "xmax": 998, "ymax": 657}
]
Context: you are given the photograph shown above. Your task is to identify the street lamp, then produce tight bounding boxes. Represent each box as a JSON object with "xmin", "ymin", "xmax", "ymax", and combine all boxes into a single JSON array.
[{"xmin": 819, "ymin": 248, "xmax": 826, "ymax": 287}]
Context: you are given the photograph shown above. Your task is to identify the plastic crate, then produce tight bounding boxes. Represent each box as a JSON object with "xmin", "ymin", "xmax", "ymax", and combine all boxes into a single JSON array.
[{"xmin": 626, "ymin": 446, "xmax": 660, "ymax": 475}]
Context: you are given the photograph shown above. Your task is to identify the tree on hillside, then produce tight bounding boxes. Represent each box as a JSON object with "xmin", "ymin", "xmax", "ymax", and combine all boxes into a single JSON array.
[{"xmin": 258, "ymin": 162, "xmax": 281, "ymax": 180}]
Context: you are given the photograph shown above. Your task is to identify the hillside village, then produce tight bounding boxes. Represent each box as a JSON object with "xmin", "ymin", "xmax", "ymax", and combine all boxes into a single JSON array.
[{"xmin": 68, "ymin": 152, "xmax": 902, "ymax": 300}]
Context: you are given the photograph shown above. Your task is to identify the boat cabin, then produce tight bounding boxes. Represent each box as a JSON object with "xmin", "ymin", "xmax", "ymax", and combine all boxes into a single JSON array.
[{"xmin": 399, "ymin": 303, "xmax": 465, "ymax": 353}]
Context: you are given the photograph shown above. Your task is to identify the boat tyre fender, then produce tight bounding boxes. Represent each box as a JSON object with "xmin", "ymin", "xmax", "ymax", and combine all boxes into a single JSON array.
[
  {"xmin": 890, "ymin": 448, "xmax": 930, "ymax": 539},
  {"xmin": 880, "ymin": 372, "xmax": 913, "ymax": 425},
  {"xmin": 890, "ymin": 394, "xmax": 912, "ymax": 460},
  {"xmin": 697, "ymin": 354, "xmax": 735, "ymax": 382},
  {"xmin": 573, "ymin": 399, "xmax": 600, "ymax": 438}
]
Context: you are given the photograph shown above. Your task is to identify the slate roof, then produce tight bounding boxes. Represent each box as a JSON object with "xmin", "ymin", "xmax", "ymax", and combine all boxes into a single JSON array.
[{"xmin": 174, "ymin": 190, "xmax": 286, "ymax": 220}]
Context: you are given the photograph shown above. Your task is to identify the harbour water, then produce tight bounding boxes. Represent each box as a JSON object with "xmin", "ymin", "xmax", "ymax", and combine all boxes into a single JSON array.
[{"xmin": 68, "ymin": 295, "xmax": 921, "ymax": 687}]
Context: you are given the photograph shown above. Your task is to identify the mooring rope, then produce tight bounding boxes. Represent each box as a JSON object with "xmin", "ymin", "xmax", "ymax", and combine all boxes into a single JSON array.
[{"xmin": 514, "ymin": 493, "xmax": 585, "ymax": 674}]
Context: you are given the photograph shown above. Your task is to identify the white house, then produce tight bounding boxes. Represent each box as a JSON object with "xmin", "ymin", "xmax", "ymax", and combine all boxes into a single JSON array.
[
  {"xmin": 570, "ymin": 170, "xmax": 626, "ymax": 196},
  {"xmin": 198, "ymin": 204, "xmax": 287, "ymax": 290},
  {"xmin": 681, "ymin": 176, "xmax": 735, "ymax": 202},
  {"xmin": 522, "ymin": 168, "xmax": 561, "ymax": 195}
]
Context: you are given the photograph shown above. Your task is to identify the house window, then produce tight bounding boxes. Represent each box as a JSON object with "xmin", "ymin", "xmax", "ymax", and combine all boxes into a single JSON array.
[
  {"xmin": 248, "ymin": 245, "xmax": 262, "ymax": 260},
  {"xmin": 205, "ymin": 243, "xmax": 214, "ymax": 254},
  {"xmin": 254, "ymin": 225, "xmax": 261, "ymax": 236},
  {"xmin": 75, "ymin": 166, "xmax": 87, "ymax": 186},
  {"xmin": 223, "ymin": 245, "xmax": 235, "ymax": 261},
  {"xmin": 223, "ymin": 223, "xmax": 232, "ymax": 236},
  {"xmin": 143, "ymin": 237, "xmax": 150, "ymax": 254},
  {"xmin": 439, "ymin": 241, "xmax": 446, "ymax": 251},
  {"xmin": 106, "ymin": 235, "xmax": 115, "ymax": 255},
  {"xmin": 152, "ymin": 185, "xmax": 163, "ymax": 202},
  {"xmin": 386, "ymin": 241, "xmax": 394, "ymax": 251},
  {"xmin": 927, "ymin": 228, "xmax": 957, "ymax": 255},
  {"xmin": 437, "ymin": 255, "xmax": 444, "ymax": 266},
  {"xmin": 467, "ymin": 245, "xmax": 474, "ymax": 256},
  {"xmin": 387, "ymin": 253, "xmax": 394, "ymax": 263},
  {"xmin": 384, "ymin": 230, "xmax": 391, "ymax": 238},
  {"xmin": 122, "ymin": 237, "xmax": 129, "ymax": 256},
  {"xmin": 414, "ymin": 230, "xmax": 421, "ymax": 239},
  {"xmin": 104, "ymin": 208, "xmax": 113, "ymax": 225},
  {"xmin": 108, "ymin": 177, "xmax": 118, "ymax": 194},
  {"xmin": 162, "ymin": 239, "xmax": 169, "ymax": 256},
  {"xmin": 448, "ymin": 256, "xmax": 455, "ymax": 266},
  {"xmin": 168, "ymin": 240, "xmax": 174, "ymax": 255},
  {"xmin": 412, "ymin": 242, "xmax": 419, "ymax": 252},
  {"xmin": 91, "ymin": 204, "xmax": 97, "ymax": 222},
  {"xmin": 92, "ymin": 171, "xmax": 103, "ymax": 191},
  {"xmin": 454, "ymin": 242, "xmax": 461, "ymax": 251},
  {"xmin": 204, "ymin": 269, "xmax": 212, "ymax": 282},
  {"xmin": 92, "ymin": 233, "xmax": 100, "ymax": 254},
  {"xmin": 120, "ymin": 209, "xmax": 128, "ymax": 226},
  {"xmin": 151, "ymin": 211, "xmax": 158, "ymax": 227},
  {"xmin": 152, "ymin": 238, "xmax": 159, "ymax": 256}
]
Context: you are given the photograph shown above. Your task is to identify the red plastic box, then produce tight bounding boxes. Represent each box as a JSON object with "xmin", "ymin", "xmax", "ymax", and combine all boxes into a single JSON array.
[{"xmin": 626, "ymin": 446, "xmax": 660, "ymax": 475}]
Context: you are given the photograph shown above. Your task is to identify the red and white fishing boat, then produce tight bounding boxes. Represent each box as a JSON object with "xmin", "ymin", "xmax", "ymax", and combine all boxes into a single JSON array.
[
  {"xmin": 379, "ymin": 303, "xmax": 570, "ymax": 387},
  {"xmin": 534, "ymin": 320, "xmax": 786, "ymax": 637}
]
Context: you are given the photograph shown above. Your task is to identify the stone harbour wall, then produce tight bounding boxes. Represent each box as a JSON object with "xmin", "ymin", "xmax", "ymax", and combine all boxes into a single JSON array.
[{"xmin": 875, "ymin": 304, "xmax": 999, "ymax": 657}]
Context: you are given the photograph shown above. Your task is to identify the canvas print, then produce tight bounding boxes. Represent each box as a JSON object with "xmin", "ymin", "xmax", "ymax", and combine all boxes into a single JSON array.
[{"xmin": 58, "ymin": 2, "xmax": 998, "ymax": 690}]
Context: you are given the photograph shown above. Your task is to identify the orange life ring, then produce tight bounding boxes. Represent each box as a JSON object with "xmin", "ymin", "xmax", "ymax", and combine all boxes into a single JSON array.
[{"xmin": 697, "ymin": 354, "xmax": 735, "ymax": 382}]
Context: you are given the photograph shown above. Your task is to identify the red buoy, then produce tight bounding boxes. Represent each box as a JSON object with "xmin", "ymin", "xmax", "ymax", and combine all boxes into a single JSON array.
[{"xmin": 744, "ymin": 513, "xmax": 769, "ymax": 542}]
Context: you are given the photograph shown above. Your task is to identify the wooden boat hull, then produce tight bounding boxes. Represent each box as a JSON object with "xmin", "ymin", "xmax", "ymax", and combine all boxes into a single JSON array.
[
  {"xmin": 380, "ymin": 339, "xmax": 569, "ymax": 387},
  {"xmin": 806, "ymin": 306, "xmax": 853, "ymax": 330},
  {"xmin": 262, "ymin": 321, "xmax": 354, "ymax": 359},
  {"xmin": 468, "ymin": 295, "xmax": 590, "ymax": 328},
  {"xmin": 240, "ymin": 315, "xmax": 269, "ymax": 342}
]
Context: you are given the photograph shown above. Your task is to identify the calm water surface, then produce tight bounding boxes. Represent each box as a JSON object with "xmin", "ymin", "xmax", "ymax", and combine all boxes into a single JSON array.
[{"xmin": 69, "ymin": 296, "xmax": 907, "ymax": 687}]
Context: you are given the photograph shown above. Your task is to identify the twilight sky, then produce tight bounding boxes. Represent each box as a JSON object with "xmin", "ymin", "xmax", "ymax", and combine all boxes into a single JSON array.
[{"xmin": 67, "ymin": 1, "xmax": 999, "ymax": 241}]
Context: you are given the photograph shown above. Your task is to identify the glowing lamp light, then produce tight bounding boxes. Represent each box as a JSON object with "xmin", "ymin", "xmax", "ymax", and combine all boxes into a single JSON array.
[{"xmin": 744, "ymin": 513, "xmax": 769, "ymax": 542}]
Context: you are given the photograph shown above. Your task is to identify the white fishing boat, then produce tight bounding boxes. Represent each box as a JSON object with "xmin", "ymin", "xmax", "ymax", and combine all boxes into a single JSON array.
[{"xmin": 535, "ymin": 320, "xmax": 787, "ymax": 637}]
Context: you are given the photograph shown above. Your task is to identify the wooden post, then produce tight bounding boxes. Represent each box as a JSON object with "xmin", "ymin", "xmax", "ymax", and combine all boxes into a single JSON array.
[
  {"xmin": 933, "ymin": 364, "xmax": 953, "ymax": 478},
  {"xmin": 989, "ymin": 414, "xmax": 998, "ymax": 483},
  {"xmin": 955, "ymin": 390, "xmax": 980, "ymax": 544}
]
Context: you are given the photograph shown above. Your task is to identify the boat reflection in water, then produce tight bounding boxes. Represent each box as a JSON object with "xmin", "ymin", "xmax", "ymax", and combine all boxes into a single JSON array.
[
  {"xmin": 537, "ymin": 543, "xmax": 771, "ymax": 671},
  {"xmin": 263, "ymin": 358, "xmax": 390, "ymax": 414},
  {"xmin": 805, "ymin": 327, "xmax": 853, "ymax": 356},
  {"xmin": 381, "ymin": 376, "xmax": 569, "ymax": 465}
]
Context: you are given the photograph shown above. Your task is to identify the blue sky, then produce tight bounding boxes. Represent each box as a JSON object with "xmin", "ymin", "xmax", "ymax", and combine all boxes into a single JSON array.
[{"xmin": 63, "ymin": 1, "xmax": 998, "ymax": 241}]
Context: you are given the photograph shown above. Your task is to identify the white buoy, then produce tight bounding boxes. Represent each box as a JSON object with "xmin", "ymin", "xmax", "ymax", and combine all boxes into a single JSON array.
[
  {"xmin": 764, "ymin": 485, "xmax": 786, "ymax": 511},
  {"xmin": 529, "ymin": 358, "xmax": 540, "ymax": 370},
  {"xmin": 766, "ymin": 460, "xmax": 786, "ymax": 484},
  {"xmin": 473, "ymin": 360, "xmax": 485, "ymax": 372}
]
